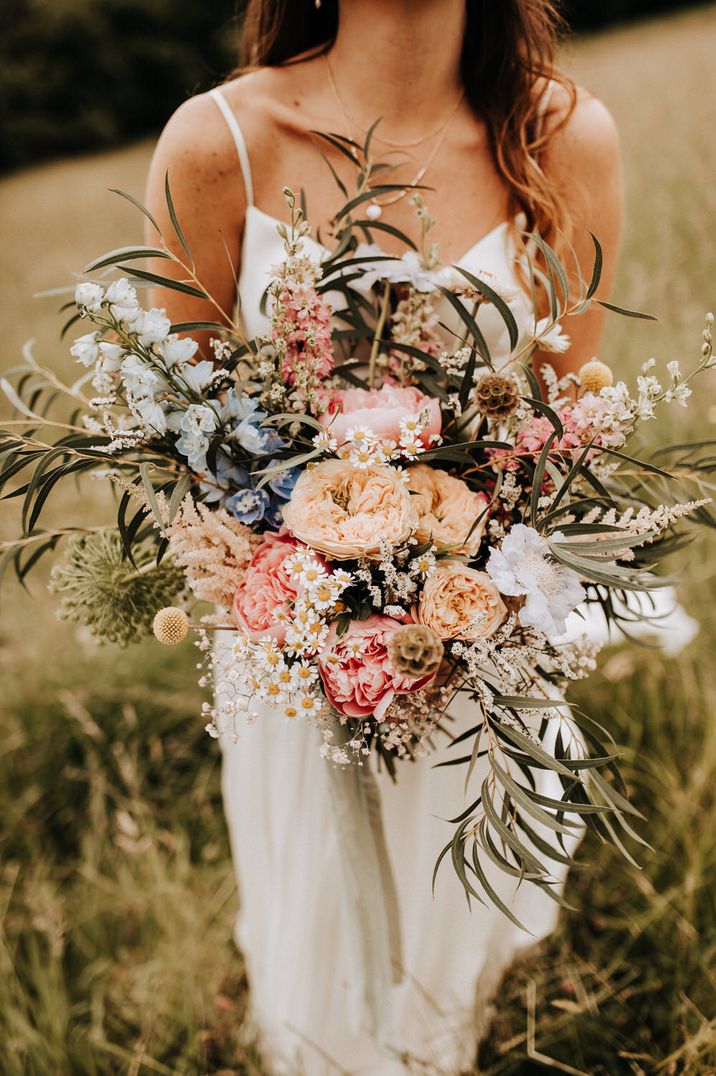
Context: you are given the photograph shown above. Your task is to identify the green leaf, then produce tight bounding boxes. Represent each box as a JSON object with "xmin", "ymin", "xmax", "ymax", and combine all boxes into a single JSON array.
[
  {"xmin": 116, "ymin": 265, "xmax": 207, "ymax": 299},
  {"xmin": 109, "ymin": 186, "xmax": 162, "ymax": 235},
  {"xmin": 438, "ymin": 288, "xmax": 493, "ymax": 365},
  {"xmin": 83, "ymin": 246, "xmax": 171, "ymax": 273},
  {"xmin": 531, "ymin": 430, "xmax": 558, "ymax": 526},
  {"xmin": 453, "ymin": 266, "xmax": 519, "ymax": 351},
  {"xmin": 169, "ymin": 321, "xmax": 228, "ymax": 334},
  {"xmin": 492, "ymin": 760, "xmax": 580, "ymax": 834},
  {"xmin": 585, "ymin": 231, "xmax": 603, "ymax": 300},
  {"xmin": 164, "ymin": 171, "xmax": 192, "ymax": 261},
  {"xmin": 596, "ymin": 299, "xmax": 657, "ymax": 321},
  {"xmin": 139, "ymin": 464, "xmax": 165, "ymax": 530}
]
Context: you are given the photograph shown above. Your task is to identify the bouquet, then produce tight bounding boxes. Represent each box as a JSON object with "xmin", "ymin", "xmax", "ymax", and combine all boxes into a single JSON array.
[{"xmin": 3, "ymin": 127, "xmax": 715, "ymax": 929}]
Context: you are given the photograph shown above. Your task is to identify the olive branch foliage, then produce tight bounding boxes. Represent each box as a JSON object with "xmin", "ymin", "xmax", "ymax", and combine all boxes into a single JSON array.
[{"xmin": 2, "ymin": 120, "xmax": 715, "ymax": 919}]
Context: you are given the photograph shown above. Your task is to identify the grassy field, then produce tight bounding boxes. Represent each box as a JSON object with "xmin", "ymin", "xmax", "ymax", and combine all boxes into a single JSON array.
[{"xmin": 2, "ymin": 5, "xmax": 716, "ymax": 1074}]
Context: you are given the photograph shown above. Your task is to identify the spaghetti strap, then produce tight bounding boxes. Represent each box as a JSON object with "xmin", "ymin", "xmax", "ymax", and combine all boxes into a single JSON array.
[{"xmin": 208, "ymin": 87, "xmax": 255, "ymax": 207}]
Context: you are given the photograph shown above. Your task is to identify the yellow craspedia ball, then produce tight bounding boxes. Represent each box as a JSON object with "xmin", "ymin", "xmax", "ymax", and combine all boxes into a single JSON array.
[
  {"xmin": 153, "ymin": 606, "xmax": 189, "ymax": 645},
  {"xmin": 579, "ymin": 359, "xmax": 614, "ymax": 394}
]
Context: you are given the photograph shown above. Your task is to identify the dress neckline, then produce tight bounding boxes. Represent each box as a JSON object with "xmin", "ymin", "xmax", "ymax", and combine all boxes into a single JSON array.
[{"xmin": 243, "ymin": 203, "xmax": 520, "ymax": 269}]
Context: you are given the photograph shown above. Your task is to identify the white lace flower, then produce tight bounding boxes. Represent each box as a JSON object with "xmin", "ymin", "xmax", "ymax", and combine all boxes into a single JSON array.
[{"xmin": 486, "ymin": 523, "xmax": 584, "ymax": 635}]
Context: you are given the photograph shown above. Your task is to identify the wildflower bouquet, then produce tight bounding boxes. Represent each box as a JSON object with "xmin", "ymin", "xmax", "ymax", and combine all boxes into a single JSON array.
[{"xmin": 2, "ymin": 129, "xmax": 715, "ymax": 924}]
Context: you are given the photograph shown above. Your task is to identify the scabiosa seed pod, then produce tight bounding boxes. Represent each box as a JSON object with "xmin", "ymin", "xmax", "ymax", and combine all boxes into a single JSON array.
[
  {"xmin": 579, "ymin": 359, "xmax": 614, "ymax": 394},
  {"xmin": 387, "ymin": 624, "xmax": 444, "ymax": 679},
  {"xmin": 153, "ymin": 606, "xmax": 189, "ymax": 645},
  {"xmin": 473, "ymin": 373, "xmax": 519, "ymax": 418}
]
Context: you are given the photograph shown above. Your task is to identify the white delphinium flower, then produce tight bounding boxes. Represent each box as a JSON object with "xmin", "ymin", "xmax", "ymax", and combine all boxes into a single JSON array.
[
  {"xmin": 106, "ymin": 278, "xmax": 141, "ymax": 324},
  {"xmin": 75, "ymin": 282, "xmax": 105, "ymax": 315},
  {"xmin": 132, "ymin": 396, "xmax": 167, "ymax": 436},
  {"xmin": 530, "ymin": 317, "xmax": 571, "ymax": 354},
  {"xmin": 486, "ymin": 523, "xmax": 585, "ymax": 635},
  {"xmin": 157, "ymin": 334, "xmax": 199, "ymax": 368},
  {"xmin": 177, "ymin": 359, "xmax": 216, "ymax": 395},
  {"xmin": 97, "ymin": 341, "xmax": 126, "ymax": 372},
  {"xmin": 120, "ymin": 354, "xmax": 165, "ymax": 399},
  {"xmin": 70, "ymin": 332, "xmax": 101, "ymax": 367},
  {"xmin": 134, "ymin": 307, "xmax": 172, "ymax": 346}
]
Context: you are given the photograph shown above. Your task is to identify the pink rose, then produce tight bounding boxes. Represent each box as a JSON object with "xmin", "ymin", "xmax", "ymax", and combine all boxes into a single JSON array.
[
  {"xmin": 232, "ymin": 531, "xmax": 312, "ymax": 642},
  {"xmin": 319, "ymin": 615, "xmax": 436, "ymax": 720},
  {"xmin": 319, "ymin": 383, "xmax": 441, "ymax": 448}
]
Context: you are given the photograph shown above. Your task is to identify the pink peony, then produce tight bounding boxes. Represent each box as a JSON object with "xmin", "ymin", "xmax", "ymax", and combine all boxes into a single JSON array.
[
  {"xmin": 318, "ymin": 383, "xmax": 441, "ymax": 448},
  {"xmin": 318, "ymin": 615, "xmax": 437, "ymax": 720},
  {"xmin": 232, "ymin": 531, "xmax": 311, "ymax": 642}
]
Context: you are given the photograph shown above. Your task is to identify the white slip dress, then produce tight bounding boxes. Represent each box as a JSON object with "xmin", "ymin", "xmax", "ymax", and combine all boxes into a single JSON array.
[{"xmin": 205, "ymin": 87, "xmax": 695, "ymax": 1075}]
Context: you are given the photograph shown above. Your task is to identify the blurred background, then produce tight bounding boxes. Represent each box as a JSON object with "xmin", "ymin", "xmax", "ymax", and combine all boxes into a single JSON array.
[{"xmin": 1, "ymin": 2, "xmax": 716, "ymax": 1073}]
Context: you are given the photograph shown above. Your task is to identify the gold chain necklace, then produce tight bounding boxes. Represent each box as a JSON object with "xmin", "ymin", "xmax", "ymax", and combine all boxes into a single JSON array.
[{"xmin": 323, "ymin": 53, "xmax": 465, "ymax": 220}]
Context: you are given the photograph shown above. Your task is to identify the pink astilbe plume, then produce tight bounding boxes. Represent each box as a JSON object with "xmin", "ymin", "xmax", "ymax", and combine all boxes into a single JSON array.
[{"xmin": 165, "ymin": 495, "xmax": 260, "ymax": 609}]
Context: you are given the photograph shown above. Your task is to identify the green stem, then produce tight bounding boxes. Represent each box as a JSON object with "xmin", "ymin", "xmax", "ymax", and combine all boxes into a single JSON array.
[{"xmin": 368, "ymin": 282, "xmax": 391, "ymax": 390}]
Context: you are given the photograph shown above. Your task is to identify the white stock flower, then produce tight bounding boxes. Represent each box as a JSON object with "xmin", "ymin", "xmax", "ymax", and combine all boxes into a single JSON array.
[
  {"xmin": 70, "ymin": 332, "xmax": 101, "ymax": 367},
  {"xmin": 134, "ymin": 307, "xmax": 172, "ymax": 346},
  {"xmin": 75, "ymin": 281, "xmax": 105, "ymax": 314},
  {"xmin": 106, "ymin": 278, "xmax": 141, "ymax": 324},
  {"xmin": 486, "ymin": 522, "xmax": 585, "ymax": 636},
  {"xmin": 530, "ymin": 317, "xmax": 571, "ymax": 354}
]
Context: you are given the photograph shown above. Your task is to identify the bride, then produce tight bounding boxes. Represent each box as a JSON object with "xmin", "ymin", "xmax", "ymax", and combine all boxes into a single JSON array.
[{"xmin": 143, "ymin": 1, "xmax": 623, "ymax": 1071}]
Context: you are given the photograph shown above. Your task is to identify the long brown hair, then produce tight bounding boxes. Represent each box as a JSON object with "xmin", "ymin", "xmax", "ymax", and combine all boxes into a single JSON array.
[{"xmin": 236, "ymin": 0, "xmax": 577, "ymax": 258}]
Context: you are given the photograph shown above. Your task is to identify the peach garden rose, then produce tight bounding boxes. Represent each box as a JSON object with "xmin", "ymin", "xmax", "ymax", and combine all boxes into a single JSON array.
[
  {"xmin": 406, "ymin": 463, "xmax": 489, "ymax": 557},
  {"xmin": 417, "ymin": 562, "xmax": 507, "ymax": 640},
  {"xmin": 282, "ymin": 459, "xmax": 418, "ymax": 560}
]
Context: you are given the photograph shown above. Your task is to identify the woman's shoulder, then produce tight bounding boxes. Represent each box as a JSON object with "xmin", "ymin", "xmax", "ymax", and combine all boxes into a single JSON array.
[
  {"xmin": 538, "ymin": 76, "xmax": 621, "ymax": 161},
  {"xmin": 150, "ymin": 65, "xmax": 314, "ymax": 193}
]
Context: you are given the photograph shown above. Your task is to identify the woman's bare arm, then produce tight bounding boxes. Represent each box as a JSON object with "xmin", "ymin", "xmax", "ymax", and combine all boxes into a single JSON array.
[
  {"xmin": 142, "ymin": 92, "xmax": 248, "ymax": 358},
  {"xmin": 534, "ymin": 85, "xmax": 625, "ymax": 380}
]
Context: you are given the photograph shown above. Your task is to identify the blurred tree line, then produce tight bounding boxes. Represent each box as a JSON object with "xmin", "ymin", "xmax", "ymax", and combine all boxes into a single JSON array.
[{"xmin": 0, "ymin": 0, "xmax": 710, "ymax": 171}]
